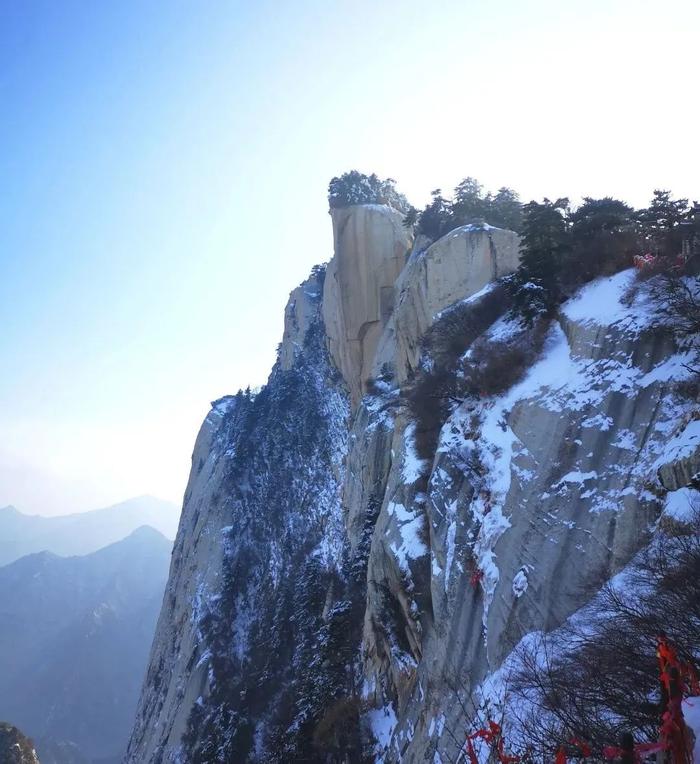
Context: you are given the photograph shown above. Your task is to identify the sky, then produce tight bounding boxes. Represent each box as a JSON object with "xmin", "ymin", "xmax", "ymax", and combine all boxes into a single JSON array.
[{"xmin": 1, "ymin": 0, "xmax": 698, "ymax": 516}]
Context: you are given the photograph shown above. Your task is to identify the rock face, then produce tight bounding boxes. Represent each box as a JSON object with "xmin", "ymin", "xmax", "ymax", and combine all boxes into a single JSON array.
[
  {"xmin": 656, "ymin": 418, "xmax": 700, "ymax": 490},
  {"xmin": 322, "ymin": 205, "xmax": 412, "ymax": 404},
  {"xmin": 126, "ymin": 274, "xmax": 355, "ymax": 763},
  {"xmin": 373, "ymin": 224, "xmax": 520, "ymax": 384},
  {"xmin": 128, "ymin": 204, "xmax": 699, "ymax": 763},
  {"xmin": 0, "ymin": 723, "xmax": 40, "ymax": 764}
]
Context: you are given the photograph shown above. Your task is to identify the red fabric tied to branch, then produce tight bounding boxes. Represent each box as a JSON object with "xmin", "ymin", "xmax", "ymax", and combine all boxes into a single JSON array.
[{"xmin": 465, "ymin": 721, "xmax": 519, "ymax": 764}]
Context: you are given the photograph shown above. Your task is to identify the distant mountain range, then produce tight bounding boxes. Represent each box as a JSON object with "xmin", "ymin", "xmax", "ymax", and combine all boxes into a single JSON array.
[
  {"xmin": 0, "ymin": 525, "xmax": 172, "ymax": 763},
  {"xmin": 0, "ymin": 495, "xmax": 180, "ymax": 566}
]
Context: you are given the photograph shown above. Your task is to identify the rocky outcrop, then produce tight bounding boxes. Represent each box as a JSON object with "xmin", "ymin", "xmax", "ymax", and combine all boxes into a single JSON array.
[
  {"xmin": 656, "ymin": 418, "xmax": 700, "ymax": 490},
  {"xmin": 338, "ymin": 269, "xmax": 695, "ymax": 763},
  {"xmin": 322, "ymin": 205, "xmax": 412, "ymax": 404},
  {"xmin": 0, "ymin": 723, "xmax": 40, "ymax": 764},
  {"xmin": 126, "ymin": 269, "xmax": 353, "ymax": 763},
  {"xmin": 279, "ymin": 268, "xmax": 325, "ymax": 371},
  {"xmin": 128, "ymin": 204, "xmax": 698, "ymax": 764},
  {"xmin": 373, "ymin": 225, "xmax": 520, "ymax": 384}
]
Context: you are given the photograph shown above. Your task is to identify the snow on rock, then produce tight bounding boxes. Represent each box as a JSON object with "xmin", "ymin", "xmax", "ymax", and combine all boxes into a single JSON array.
[
  {"xmin": 561, "ymin": 269, "xmax": 654, "ymax": 333},
  {"xmin": 387, "ymin": 500, "xmax": 429, "ymax": 574},
  {"xmin": 683, "ymin": 698, "xmax": 700, "ymax": 762},
  {"xmin": 402, "ymin": 423, "xmax": 429, "ymax": 484},
  {"xmin": 512, "ymin": 568, "xmax": 528, "ymax": 598},
  {"xmin": 656, "ymin": 418, "xmax": 700, "ymax": 490},
  {"xmin": 555, "ymin": 470, "xmax": 598, "ymax": 486},
  {"xmin": 658, "ymin": 419, "xmax": 700, "ymax": 465},
  {"xmin": 663, "ymin": 487, "xmax": 700, "ymax": 523},
  {"xmin": 412, "ymin": 265, "xmax": 696, "ymax": 762},
  {"xmin": 369, "ymin": 703, "xmax": 398, "ymax": 759}
]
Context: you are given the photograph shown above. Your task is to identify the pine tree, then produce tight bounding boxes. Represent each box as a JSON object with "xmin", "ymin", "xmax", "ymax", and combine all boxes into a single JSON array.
[
  {"xmin": 637, "ymin": 189, "xmax": 689, "ymax": 256},
  {"xmin": 487, "ymin": 187, "xmax": 524, "ymax": 232},
  {"xmin": 451, "ymin": 176, "xmax": 487, "ymax": 226},
  {"xmin": 566, "ymin": 197, "xmax": 636, "ymax": 285},
  {"xmin": 510, "ymin": 198, "xmax": 570, "ymax": 324},
  {"xmin": 402, "ymin": 205, "xmax": 419, "ymax": 229},
  {"xmin": 416, "ymin": 189, "xmax": 454, "ymax": 241}
]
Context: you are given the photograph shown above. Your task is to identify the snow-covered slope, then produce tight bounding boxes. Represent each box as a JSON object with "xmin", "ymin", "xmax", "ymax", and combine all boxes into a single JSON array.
[
  {"xmin": 127, "ymin": 205, "xmax": 700, "ymax": 763},
  {"xmin": 364, "ymin": 270, "xmax": 695, "ymax": 762}
]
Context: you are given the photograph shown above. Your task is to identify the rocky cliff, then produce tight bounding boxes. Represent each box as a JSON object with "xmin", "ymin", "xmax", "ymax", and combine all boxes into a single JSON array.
[
  {"xmin": 127, "ymin": 204, "xmax": 699, "ymax": 763},
  {"xmin": 0, "ymin": 723, "xmax": 40, "ymax": 764}
]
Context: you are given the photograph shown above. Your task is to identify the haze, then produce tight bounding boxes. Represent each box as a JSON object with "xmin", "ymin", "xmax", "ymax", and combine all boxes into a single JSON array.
[{"xmin": 1, "ymin": 0, "xmax": 697, "ymax": 515}]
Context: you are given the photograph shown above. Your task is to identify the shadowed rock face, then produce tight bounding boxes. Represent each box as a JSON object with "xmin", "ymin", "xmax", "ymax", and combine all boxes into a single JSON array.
[
  {"xmin": 0, "ymin": 723, "xmax": 40, "ymax": 764},
  {"xmin": 357, "ymin": 272, "xmax": 695, "ymax": 762},
  {"xmin": 372, "ymin": 225, "xmax": 520, "ymax": 385},
  {"xmin": 127, "ymin": 205, "xmax": 698, "ymax": 763},
  {"xmin": 322, "ymin": 205, "xmax": 412, "ymax": 405},
  {"xmin": 125, "ymin": 276, "xmax": 354, "ymax": 763}
]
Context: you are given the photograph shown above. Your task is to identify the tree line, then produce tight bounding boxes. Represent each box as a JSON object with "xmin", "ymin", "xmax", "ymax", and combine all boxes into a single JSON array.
[{"xmin": 329, "ymin": 170, "xmax": 698, "ymax": 327}]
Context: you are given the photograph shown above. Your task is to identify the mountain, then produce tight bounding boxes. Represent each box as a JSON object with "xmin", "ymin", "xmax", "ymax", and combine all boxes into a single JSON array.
[
  {"xmin": 0, "ymin": 723, "xmax": 40, "ymax": 763},
  {"xmin": 0, "ymin": 496, "xmax": 179, "ymax": 566},
  {"xmin": 126, "ymin": 202, "xmax": 699, "ymax": 762},
  {"xmin": 0, "ymin": 526, "xmax": 172, "ymax": 763}
]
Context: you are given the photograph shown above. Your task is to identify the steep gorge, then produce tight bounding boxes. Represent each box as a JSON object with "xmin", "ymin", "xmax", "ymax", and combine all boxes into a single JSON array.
[{"xmin": 127, "ymin": 203, "xmax": 699, "ymax": 763}]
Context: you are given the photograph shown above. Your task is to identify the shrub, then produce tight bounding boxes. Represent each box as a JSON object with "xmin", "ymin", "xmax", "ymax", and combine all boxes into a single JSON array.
[
  {"xmin": 403, "ymin": 283, "xmax": 550, "ymax": 460},
  {"xmin": 463, "ymin": 321, "xmax": 547, "ymax": 397},
  {"xmin": 510, "ymin": 510, "xmax": 700, "ymax": 757},
  {"xmin": 509, "ymin": 198, "xmax": 570, "ymax": 325},
  {"xmin": 407, "ymin": 285, "xmax": 509, "ymax": 458},
  {"xmin": 328, "ymin": 171, "xmax": 410, "ymax": 213},
  {"xmin": 422, "ymin": 283, "xmax": 509, "ymax": 367}
]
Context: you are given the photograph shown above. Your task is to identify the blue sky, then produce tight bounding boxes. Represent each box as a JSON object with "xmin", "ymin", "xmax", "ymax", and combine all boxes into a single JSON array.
[{"xmin": 1, "ymin": 0, "xmax": 698, "ymax": 514}]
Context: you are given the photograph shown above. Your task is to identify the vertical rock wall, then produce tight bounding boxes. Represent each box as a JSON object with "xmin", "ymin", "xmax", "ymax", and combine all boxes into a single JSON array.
[{"xmin": 127, "ymin": 204, "xmax": 698, "ymax": 764}]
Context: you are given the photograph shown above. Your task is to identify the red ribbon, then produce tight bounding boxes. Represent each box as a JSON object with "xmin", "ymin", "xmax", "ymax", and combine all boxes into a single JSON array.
[{"xmin": 465, "ymin": 721, "xmax": 519, "ymax": 764}]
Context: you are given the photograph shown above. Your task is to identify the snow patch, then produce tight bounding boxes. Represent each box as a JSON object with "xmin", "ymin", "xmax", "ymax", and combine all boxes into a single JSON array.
[
  {"xmin": 402, "ymin": 424, "xmax": 428, "ymax": 484},
  {"xmin": 663, "ymin": 487, "xmax": 700, "ymax": 523},
  {"xmin": 368, "ymin": 703, "xmax": 398, "ymax": 757},
  {"xmin": 512, "ymin": 568, "xmax": 528, "ymax": 598},
  {"xmin": 655, "ymin": 418, "xmax": 700, "ymax": 469},
  {"xmin": 387, "ymin": 501, "xmax": 428, "ymax": 574}
]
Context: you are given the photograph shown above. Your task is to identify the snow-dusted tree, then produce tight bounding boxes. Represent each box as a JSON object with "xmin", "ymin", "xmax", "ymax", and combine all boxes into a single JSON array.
[
  {"xmin": 566, "ymin": 196, "xmax": 637, "ymax": 285},
  {"xmin": 327, "ymin": 171, "xmax": 410, "ymax": 213},
  {"xmin": 509, "ymin": 198, "xmax": 570, "ymax": 325},
  {"xmin": 510, "ymin": 510, "xmax": 700, "ymax": 758},
  {"xmin": 487, "ymin": 186, "xmax": 524, "ymax": 233},
  {"xmin": 637, "ymin": 189, "xmax": 689, "ymax": 256}
]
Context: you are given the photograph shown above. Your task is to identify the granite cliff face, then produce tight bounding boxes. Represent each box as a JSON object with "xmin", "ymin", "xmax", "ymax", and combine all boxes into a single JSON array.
[
  {"xmin": 127, "ymin": 204, "xmax": 699, "ymax": 763},
  {"xmin": 322, "ymin": 204, "xmax": 412, "ymax": 404}
]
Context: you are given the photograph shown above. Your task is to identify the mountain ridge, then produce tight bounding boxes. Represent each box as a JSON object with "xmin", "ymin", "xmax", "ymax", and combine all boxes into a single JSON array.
[
  {"xmin": 0, "ymin": 524, "xmax": 172, "ymax": 763},
  {"xmin": 0, "ymin": 496, "xmax": 179, "ymax": 566}
]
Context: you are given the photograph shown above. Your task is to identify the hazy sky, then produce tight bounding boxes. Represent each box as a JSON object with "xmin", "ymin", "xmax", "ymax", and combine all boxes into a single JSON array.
[{"xmin": 1, "ymin": 0, "xmax": 698, "ymax": 515}]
